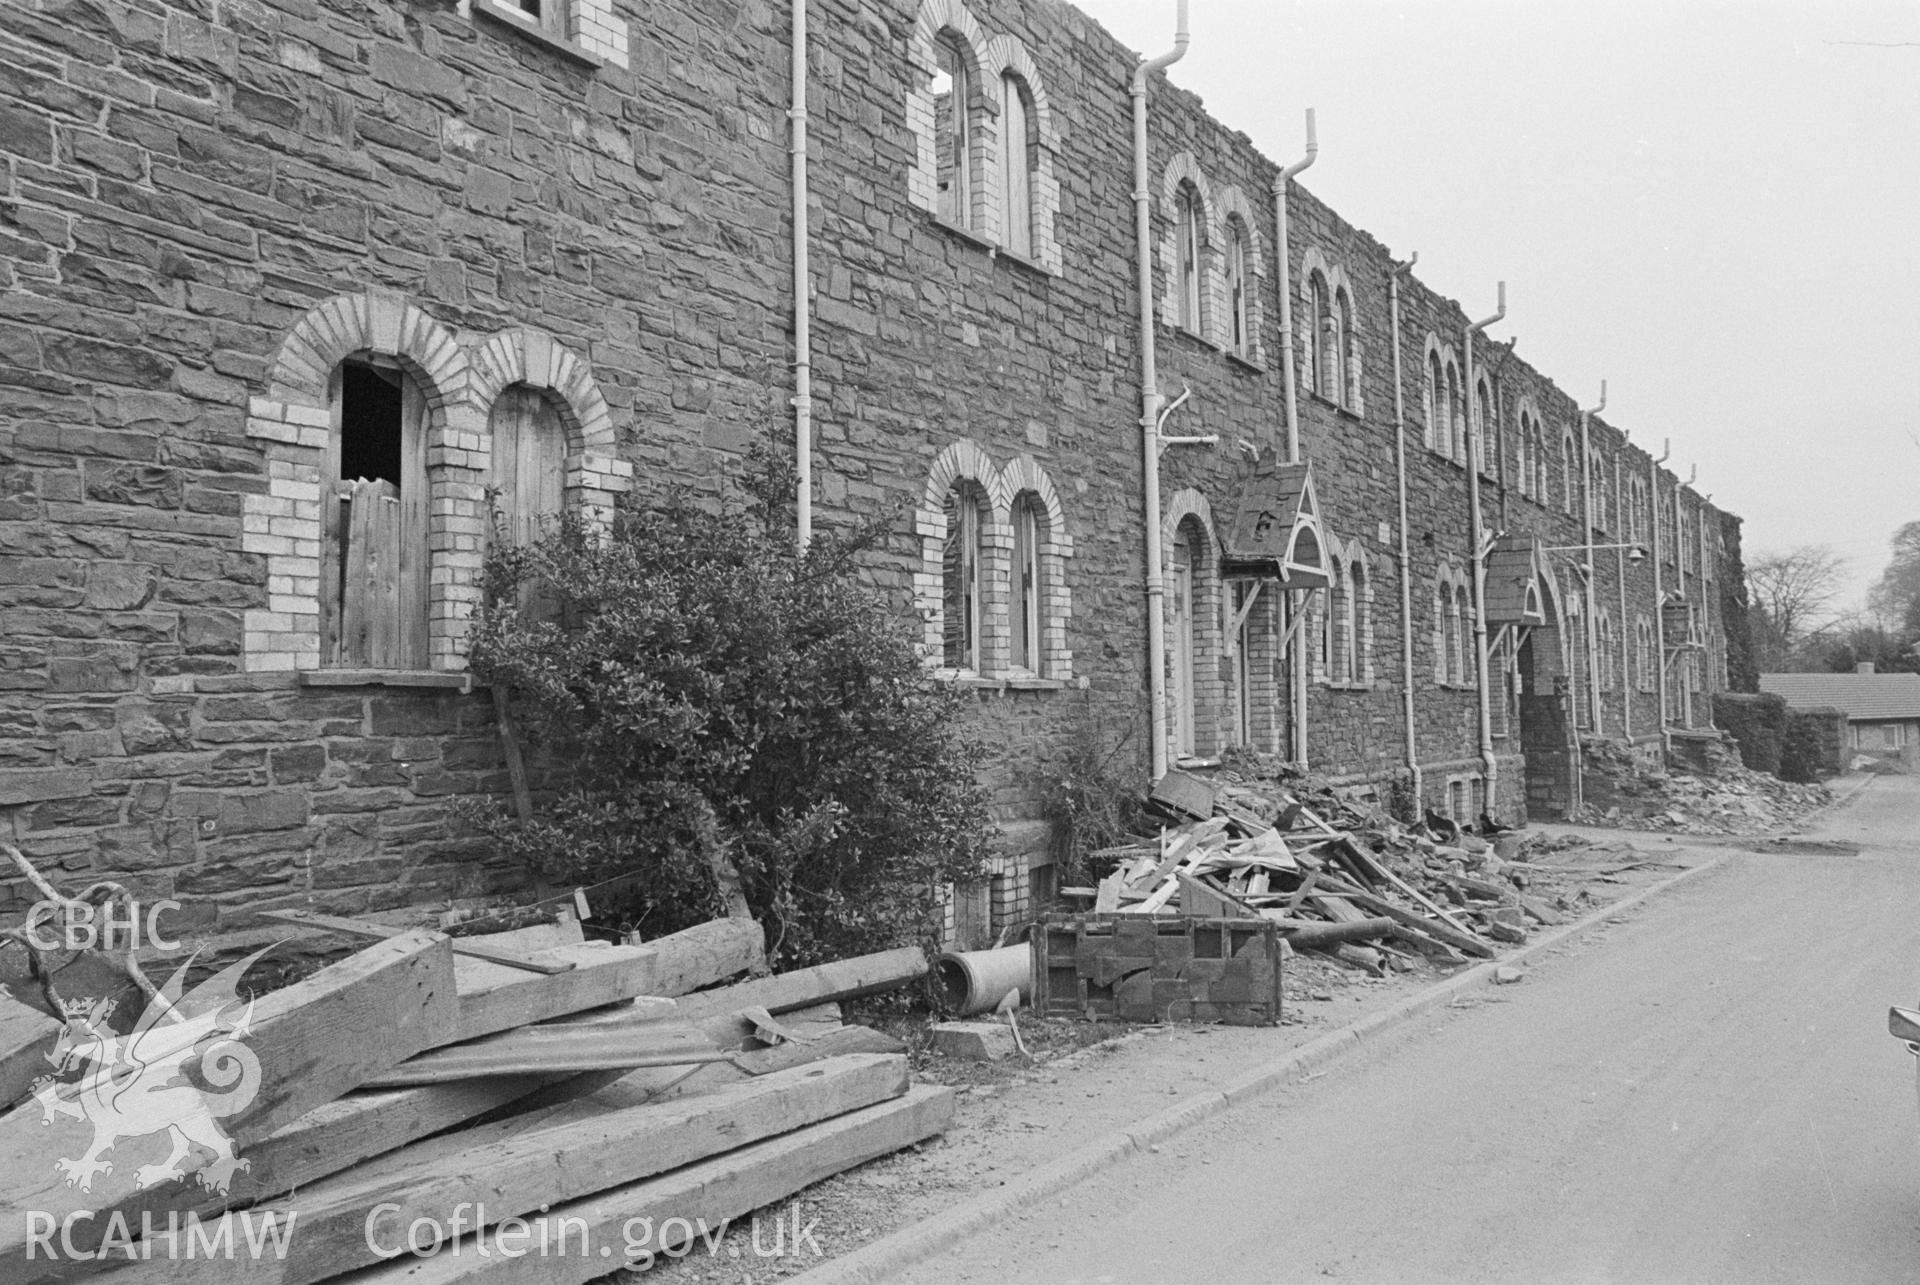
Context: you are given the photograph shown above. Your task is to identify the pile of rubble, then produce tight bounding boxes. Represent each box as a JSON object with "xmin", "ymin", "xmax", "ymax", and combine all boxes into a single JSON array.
[
  {"xmin": 0, "ymin": 846, "xmax": 945, "ymax": 1284},
  {"xmin": 1575, "ymin": 738, "xmax": 1830, "ymax": 835},
  {"xmin": 1050, "ymin": 768, "xmax": 1640, "ymax": 1016}
]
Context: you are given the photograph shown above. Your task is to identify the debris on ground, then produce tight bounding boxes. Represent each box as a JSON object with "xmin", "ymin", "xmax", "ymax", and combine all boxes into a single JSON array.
[
  {"xmin": 1574, "ymin": 737, "xmax": 1830, "ymax": 834},
  {"xmin": 0, "ymin": 844, "xmax": 945, "ymax": 1284},
  {"xmin": 1046, "ymin": 765, "xmax": 1648, "ymax": 1021}
]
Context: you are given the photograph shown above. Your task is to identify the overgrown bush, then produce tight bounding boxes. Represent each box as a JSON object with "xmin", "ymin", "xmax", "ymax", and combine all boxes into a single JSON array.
[
  {"xmin": 1040, "ymin": 704, "xmax": 1145, "ymax": 887},
  {"xmin": 1712, "ymin": 691, "xmax": 1786, "ymax": 775},
  {"xmin": 459, "ymin": 453, "xmax": 994, "ymax": 968}
]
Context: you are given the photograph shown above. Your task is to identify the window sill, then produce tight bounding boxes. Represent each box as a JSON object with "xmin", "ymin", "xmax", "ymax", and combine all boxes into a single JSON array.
[
  {"xmin": 298, "ymin": 669, "xmax": 474, "ymax": 690},
  {"xmin": 1225, "ymin": 350, "xmax": 1267, "ymax": 375},
  {"xmin": 1327, "ymin": 680, "xmax": 1374, "ymax": 693},
  {"xmin": 940, "ymin": 673, "xmax": 1072, "ymax": 694},
  {"xmin": 929, "ymin": 215, "xmax": 997, "ymax": 255},
  {"xmin": 995, "ymin": 246, "xmax": 1057, "ymax": 279},
  {"xmin": 472, "ymin": 0, "xmax": 606, "ymax": 68},
  {"xmin": 1164, "ymin": 322, "xmax": 1223, "ymax": 354}
]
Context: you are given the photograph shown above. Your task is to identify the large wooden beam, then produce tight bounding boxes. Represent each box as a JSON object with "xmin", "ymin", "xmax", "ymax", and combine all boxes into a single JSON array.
[
  {"xmin": 0, "ymin": 931, "xmax": 456, "ymax": 1265},
  {"xmin": 1324, "ymin": 882, "xmax": 1496, "ymax": 958},
  {"xmin": 341, "ymin": 1083, "xmax": 956, "ymax": 1285},
  {"xmin": 102, "ymin": 1054, "xmax": 913, "ymax": 1285},
  {"xmin": 0, "ymin": 989, "xmax": 59, "ymax": 1109},
  {"xmin": 450, "ymin": 917, "xmax": 764, "ymax": 1044},
  {"xmin": 364, "ymin": 1010, "xmax": 723, "ymax": 1088}
]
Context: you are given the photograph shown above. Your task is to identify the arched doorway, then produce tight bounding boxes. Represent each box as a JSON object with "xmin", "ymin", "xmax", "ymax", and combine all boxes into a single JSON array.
[{"xmin": 1514, "ymin": 574, "xmax": 1580, "ymax": 820}]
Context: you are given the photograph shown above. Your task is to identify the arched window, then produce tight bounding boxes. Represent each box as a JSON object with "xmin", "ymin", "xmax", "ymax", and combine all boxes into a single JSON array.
[
  {"xmin": 486, "ymin": 383, "xmax": 568, "ymax": 615},
  {"xmin": 1424, "ymin": 353, "xmax": 1441, "ymax": 453},
  {"xmin": 1635, "ymin": 616, "xmax": 1654, "ymax": 692},
  {"xmin": 1225, "ymin": 218, "xmax": 1250, "ymax": 358},
  {"xmin": 325, "ymin": 356, "xmax": 430, "ymax": 669},
  {"xmin": 1305, "ymin": 272, "xmax": 1329, "ymax": 397},
  {"xmin": 942, "ymin": 479, "xmax": 987, "ymax": 672},
  {"xmin": 1000, "ymin": 73, "xmax": 1035, "ymax": 259},
  {"xmin": 1599, "ymin": 610, "xmax": 1617, "ymax": 692},
  {"xmin": 1473, "ymin": 375, "xmax": 1493, "ymax": 474},
  {"xmin": 932, "ymin": 34, "xmax": 975, "ymax": 230},
  {"xmin": 1330, "ymin": 287, "xmax": 1352, "ymax": 407},
  {"xmin": 1342, "ymin": 555, "xmax": 1368, "ymax": 684},
  {"xmin": 1447, "ymin": 364, "xmax": 1465, "ymax": 465},
  {"xmin": 1009, "ymin": 491, "xmax": 1044, "ymax": 673},
  {"xmin": 1432, "ymin": 583, "xmax": 1448, "ymax": 685},
  {"xmin": 1450, "ymin": 584, "xmax": 1467, "ymax": 685},
  {"xmin": 1174, "ymin": 183, "xmax": 1204, "ymax": 333},
  {"xmin": 1562, "ymin": 434, "xmax": 1577, "ymax": 515}
]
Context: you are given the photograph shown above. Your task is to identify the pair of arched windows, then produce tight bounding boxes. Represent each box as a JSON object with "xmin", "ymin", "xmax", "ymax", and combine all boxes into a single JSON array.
[
  {"xmin": 1431, "ymin": 564, "xmax": 1473, "ymax": 687},
  {"xmin": 1516, "ymin": 407, "xmax": 1548, "ymax": 501},
  {"xmin": 1302, "ymin": 257, "xmax": 1359, "ymax": 411},
  {"xmin": 1598, "ymin": 609, "xmax": 1619, "ymax": 693},
  {"xmin": 1422, "ymin": 342, "xmax": 1464, "ymax": 463},
  {"xmin": 1165, "ymin": 165, "xmax": 1265, "ymax": 365},
  {"xmin": 921, "ymin": 443, "xmax": 1070, "ymax": 681},
  {"xmin": 931, "ymin": 36, "xmax": 1038, "ymax": 258},
  {"xmin": 940, "ymin": 483, "xmax": 1048, "ymax": 674},
  {"xmin": 1312, "ymin": 545, "xmax": 1371, "ymax": 687},
  {"xmin": 1634, "ymin": 615, "xmax": 1656, "ymax": 693}
]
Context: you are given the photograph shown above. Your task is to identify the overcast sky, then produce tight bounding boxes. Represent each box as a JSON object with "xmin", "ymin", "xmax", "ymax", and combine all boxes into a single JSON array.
[{"xmin": 1074, "ymin": 0, "xmax": 1920, "ymax": 614}]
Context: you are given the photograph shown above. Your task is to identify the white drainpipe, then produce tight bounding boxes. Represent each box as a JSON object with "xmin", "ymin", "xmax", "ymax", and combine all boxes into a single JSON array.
[
  {"xmin": 1650, "ymin": 439, "xmax": 1671, "ymax": 757},
  {"xmin": 1463, "ymin": 283, "xmax": 1505, "ymax": 812},
  {"xmin": 1386, "ymin": 253, "xmax": 1421, "ymax": 807},
  {"xmin": 1133, "ymin": 0, "xmax": 1189, "ymax": 781},
  {"xmin": 790, "ymin": 0, "xmax": 813, "ymax": 550},
  {"xmin": 1578, "ymin": 381, "xmax": 1605, "ymax": 734},
  {"xmin": 1272, "ymin": 110, "xmax": 1316, "ymax": 765}
]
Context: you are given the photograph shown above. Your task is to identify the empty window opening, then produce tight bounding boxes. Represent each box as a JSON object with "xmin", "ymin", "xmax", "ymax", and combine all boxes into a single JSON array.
[
  {"xmin": 933, "ymin": 36, "xmax": 972, "ymax": 229},
  {"xmin": 1010, "ymin": 493, "xmax": 1043, "ymax": 673},
  {"xmin": 942, "ymin": 480, "xmax": 986, "ymax": 672}
]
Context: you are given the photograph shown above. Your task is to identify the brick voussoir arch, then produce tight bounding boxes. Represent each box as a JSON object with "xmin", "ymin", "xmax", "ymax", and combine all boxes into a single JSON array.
[
  {"xmin": 906, "ymin": 0, "xmax": 996, "ymax": 226},
  {"xmin": 266, "ymin": 290, "xmax": 472, "ymax": 412},
  {"xmin": 468, "ymin": 327, "xmax": 617, "ymax": 457}
]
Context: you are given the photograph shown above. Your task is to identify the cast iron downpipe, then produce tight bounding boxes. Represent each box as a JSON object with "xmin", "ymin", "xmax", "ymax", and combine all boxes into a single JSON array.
[
  {"xmin": 1272, "ymin": 110, "xmax": 1316, "ymax": 765},
  {"xmin": 1386, "ymin": 253, "xmax": 1421, "ymax": 806},
  {"xmin": 1615, "ymin": 439, "xmax": 1633, "ymax": 736},
  {"xmin": 791, "ymin": 0, "xmax": 813, "ymax": 550},
  {"xmin": 1133, "ymin": 0, "xmax": 1189, "ymax": 780},
  {"xmin": 1578, "ymin": 381, "xmax": 1606, "ymax": 733},
  {"xmin": 1649, "ymin": 439, "xmax": 1671, "ymax": 756},
  {"xmin": 1463, "ymin": 283, "xmax": 1505, "ymax": 814}
]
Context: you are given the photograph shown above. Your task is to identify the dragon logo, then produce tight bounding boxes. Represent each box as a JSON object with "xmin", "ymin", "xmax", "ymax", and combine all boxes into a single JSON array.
[{"xmin": 31, "ymin": 949, "xmax": 269, "ymax": 1203}]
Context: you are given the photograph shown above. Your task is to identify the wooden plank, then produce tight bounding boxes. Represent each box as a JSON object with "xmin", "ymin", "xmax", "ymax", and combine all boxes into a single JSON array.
[
  {"xmin": 627, "ymin": 917, "xmax": 765, "ymax": 998},
  {"xmin": 1323, "ymin": 881, "xmax": 1497, "ymax": 959},
  {"xmin": 336, "ymin": 1084, "xmax": 957, "ymax": 1285},
  {"xmin": 365, "ymin": 1010, "xmax": 721, "ymax": 1088},
  {"xmin": 0, "ymin": 988, "xmax": 59, "ymax": 1109},
  {"xmin": 343, "ymin": 476, "xmax": 402, "ymax": 669},
  {"xmin": 1306, "ymin": 892, "xmax": 1371, "ymax": 925},
  {"xmin": 10, "ymin": 1075, "xmax": 560, "ymax": 1279},
  {"xmin": 1093, "ymin": 869, "xmax": 1125, "ymax": 914},
  {"xmin": 108, "ymin": 1055, "xmax": 913, "ymax": 1285},
  {"xmin": 670, "ymin": 946, "xmax": 928, "ymax": 1026},
  {"xmin": 397, "ymin": 375, "xmax": 430, "ymax": 668},
  {"xmin": 1518, "ymin": 894, "xmax": 1566, "ymax": 926},
  {"xmin": 262, "ymin": 910, "xmax": 575, "ymax": 974},
  {"xmin": 451, "ymin": 943, "xmax": 665, "ymax": 1043},
  {"xmin": 1256, "ymin": 915, "xmax": 1397, "ymax": 948},
  {"xmin": 0, "ymin": 932, "xmax": 457, "ymax": 1265}
]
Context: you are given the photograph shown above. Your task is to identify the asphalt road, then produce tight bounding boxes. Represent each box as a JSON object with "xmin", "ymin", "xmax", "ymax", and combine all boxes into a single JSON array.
[{"xmin": 900, "ymin": 774, "xmax": 1920, "ymax": 1285}]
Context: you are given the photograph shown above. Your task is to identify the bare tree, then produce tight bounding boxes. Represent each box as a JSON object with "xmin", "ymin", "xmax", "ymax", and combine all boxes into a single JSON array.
[{"xmin": 1746, "ymin": 544, "xmax": 1850, "ymax": 672}]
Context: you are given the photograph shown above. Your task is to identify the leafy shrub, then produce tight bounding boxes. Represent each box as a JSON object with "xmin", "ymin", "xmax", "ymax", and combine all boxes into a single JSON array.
[
  {"xmin": 1040, "ymin": 704, "xmax": 1145, "ymax": 887},
  {"xmin": 460, "ymin": 453, "xmax": 994, "ymax": 968}
]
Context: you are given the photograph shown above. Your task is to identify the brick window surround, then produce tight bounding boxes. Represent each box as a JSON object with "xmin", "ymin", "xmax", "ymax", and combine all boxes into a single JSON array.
[
  {"xmin": 1300, "ymin": 248, "xmax": 1360, "ymax": 414},
  {"xmin": 916, "ymin": 440, "xmax": 1073, "ymax": 682},
  {"xmin": 1156, "ymin": 154, "xmax": 1266, "ymax": 357},
  {"xmin": 470, "ymin": 0, "xmax": 631, "ymax": 68},
  {"xmin": 906, "ymin": 0, "xmax": 1062, "ymax": 273},
  {"xmin": 243, "ymin": 291, "xmax": 629, "ymax": 673}
]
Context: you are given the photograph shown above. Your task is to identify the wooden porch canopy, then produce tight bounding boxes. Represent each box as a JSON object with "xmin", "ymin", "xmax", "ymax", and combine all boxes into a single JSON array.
[
  {"xmin": 1483, "ymin": 536, "xmax": 1554, "ymax": 627},
  {"xmin": 1219, "ymin": 455, "xmax": 1332, "ymax": 588}
]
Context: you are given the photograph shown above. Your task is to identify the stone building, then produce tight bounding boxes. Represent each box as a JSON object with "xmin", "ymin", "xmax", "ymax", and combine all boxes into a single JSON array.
[{"xmin": 0, "ymin": 0, "xmax": 1743, "ymax": 941}]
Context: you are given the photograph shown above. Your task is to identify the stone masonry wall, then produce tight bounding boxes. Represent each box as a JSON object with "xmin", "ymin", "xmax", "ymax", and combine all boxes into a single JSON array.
[{"xmin": 0, "ymin": 0, "xmax": 1745, "ymax": 934}]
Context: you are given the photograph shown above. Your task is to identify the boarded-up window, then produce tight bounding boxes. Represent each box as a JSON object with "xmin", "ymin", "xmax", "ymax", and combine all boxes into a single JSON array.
[
  {"xmin": 323, "ymin": 358, "xmax": 428, "ymax": 669},
  {"xmin": 487, "ymin": 385, "xmax": 567, "ymax": 616},
  {"xmin": 1170, "ymin": 526, "xmax": 1197, "ymax": 756},
  {"xmin": 1175, "ymin": 184, "xmax": 1203, "ymax": 333}
]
